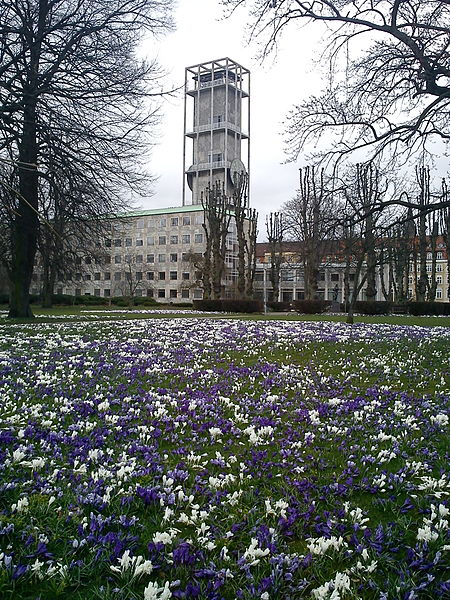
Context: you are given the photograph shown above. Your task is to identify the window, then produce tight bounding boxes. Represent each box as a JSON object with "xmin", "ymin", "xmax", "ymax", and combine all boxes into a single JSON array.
[
  {"xmin": 181, "ymin": 289, "xmax": 190, "ymax": 299},
  {"xmin": 94, "ymin": 272, "xmax": 101, "ymax": 281},
  {"xmin": 158, "ymin": 289, "xmax": 165, "ymax": 298},
  {"xmin": 104, "ymin": 289, "xmax": 111, "ymax": 297},
  {"xmin": 136, "ymin": 255, "xmax": 143, "ymax": 264},
  {"xmin": 114, "ymin": 239, "xmax": 122, "ymax": 247},
  {"xmin": 437, "ymin": 252, "xmax": 443, "ymax": 260},
  {"xmin": 182, "ymin": 216, "xmax": 191, "ymax": 226},
  {"xmin": 104, "ymin": 272, "xmax": 111, "ymax": 281},
  {"xmin": 114, "ymin": 272, "xmax": 121, "ymax": 281},
  {"xmin": 170, "ymin": 235, "xmax": 178, "ymax": 244},
  {"xmin": 195, "ymin": 233, "xmax": 203, "ymax": 243},
  {"xmin": 171, "ymin": 217, "xmax": 179, "ymax": 227},
  {"xmin": 437, "ymin": 264, "xmax": 443, "ymax": 272},
  {"xmin": 125, "ymin": 238, "xmax": 132, "ymax": 247},
  {"xmin": 331, "ymin": 273, "xmax": 339, "ymax": 282},
  {"xmin": 125, "ymin": 272, "xmax": 131, "ymax": 281},
  {"xmin": 136, "ymin": 239, "xmax": 143, "ymax": 247},
  {"xmin": 147, "ymin": 254, "xmax": 155, "ymax": 263},
  {"xmin": 426, "ymin": 264, "xmax": 432, "ymax": 272},
  {"xmin": 170, "ymin": 271, "xmax": 178, "ymax": 280},
  {"xmin": 213, "ymin": 114, "xmax": 223, "ymax": 124},
  {"xmin": 136, "ymin": 219, "xmax": 144, "ymax": 229},
  {"xmin": 182, "ymin": 272, "xmax": 190, "ymax": 281},
  {"xmin": 147, "ymin": 289, "xmax": 154, "ymax": 297},
  {"xmin": 85, "ymin": 257, "xmax": 92, "ymax": 265},
  {"xmin": 182, "ymin": 234, "xmax": 190, "ymax": 244},
  {"xmin": 159, "ymin": 218, "xmax": 166, "ymax": 228},
  {"xmin": 147, "ymin": 236, "xmax": 154, "ymax": 246},
  {"xmin": 194, "ymin": 289, "xmax": 203, "ymax": 299},
  {"xmin": 159, "ymin": 272, "xmax": 166, "ymax": 280},
  {"xmin": 105, "ymin": 239, "xmax": 112, "ymax": 247},
  {"xmin": 182, "ymin": 253, "xmax": 190, "ymax": 262},
  {"xmin": 104, "ymin": 255, "xmax": 111, "ymax": 265},
  {"xmin": 75, "ymin": 288, "xmax": 81, "ymax": 296},
  {"xmin": 159, "ymin": 235, "xmax": 166, "ymax": 245},
  {"xmin": 281, "ymin": 270, "xmax": 294, "ymax": 282},
  {"xmin": 437, "ymin": 275, "xmax": 443, "ymax": 284},
  {"xmin": 427, "ymin": 252, "xmax": 432, "ymax": 260},
  {"xmin": 170, "ymin": 289, "xmax": 177, "ymax": 299},
  {"xmin": 136, "ymin": 272, "xmax": 143, "ymax": 281},
  {"xmin": 84, "ymin": 274, "xmax": 91, "ymax": 281},
  {"xmin": 208, "ymin": 152, "xmax": 223, "ymax": 162},
  {"xmin": 194, "ymin": 214, "xmax": 203, "ymax": 225},
  {"xmin": 170, "ymin": 253, "xmax": 178, "ymax": 263},
  {"xmin": 94, "ymin": 289, "xmax": 101, "ymax": 297},
  {"xmin": 158, "ymin": 254, "xmax": 166, "ymax": 263},
  {"xmin": 75, "ymin": 273, "xmax": 82, "ymax": 281},
  {"xmin": 147, "ymin": 272, "xmax": 154, "ymax": 281},
  {"xmin": 436, "ymin": 289, "xmax": 442, "ymax": 299},
  {"xmin": 319, "ymin": 272, "xmax": 325, "ymax": 281}
]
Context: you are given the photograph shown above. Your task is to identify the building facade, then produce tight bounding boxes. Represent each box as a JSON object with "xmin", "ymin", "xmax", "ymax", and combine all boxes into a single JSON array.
[
  {"xmin": 31, "ymin": 205, "xmax": 243, "ymax": 302},
  {"xmin": 253, "ymin": 241, "xmax": 450, "ymax": 304}
]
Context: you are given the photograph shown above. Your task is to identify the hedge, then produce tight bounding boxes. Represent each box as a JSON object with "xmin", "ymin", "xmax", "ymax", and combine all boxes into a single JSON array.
[
  {"xmin": 407, "ymin": 301, "xmax": 450, "ymax": 316},
  {"xmin": 266, "ymin": 301, "xmax": 292, "ymax": 312},
  {"xmin": 354, "ymin": 301, "xmax": 393, "ymax": 315},
  {"xmin": 292, "ymin": 299, "xmax": 331, "ymax": 314},
  {"xmin": 193, "ymin": 299, "xmax": 263, "ymax": 313}
]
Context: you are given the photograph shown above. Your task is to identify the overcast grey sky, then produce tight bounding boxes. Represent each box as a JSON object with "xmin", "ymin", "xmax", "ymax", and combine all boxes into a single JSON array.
[{"xmin": 139, "ymin": 0, "xmax": 326, "ymax": 238}]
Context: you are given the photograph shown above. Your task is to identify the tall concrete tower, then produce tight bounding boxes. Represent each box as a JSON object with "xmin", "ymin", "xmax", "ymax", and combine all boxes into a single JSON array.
[{"xmin": 183, "ymin": 58, "xmax": 250, "ymax": 205}]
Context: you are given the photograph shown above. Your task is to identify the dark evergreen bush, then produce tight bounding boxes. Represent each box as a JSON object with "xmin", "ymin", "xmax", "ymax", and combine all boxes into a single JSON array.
[
  {"xmin": 292, "ymin": 300, "xmax": 330, "ymax": 314},
  {"xmin": 193, "ymin": 299, "xmax": 263, "ymax": 313},
  {"xmin": 354, "ymin": 301, "xmax": 392, "ymax": 315},
  {"xmin": 266, "ymin": 301, "xmax": 292, "ymax": 312},
  {"xmin": 407, "ymin": 301, "xmax": 450, "ymax": 316}
]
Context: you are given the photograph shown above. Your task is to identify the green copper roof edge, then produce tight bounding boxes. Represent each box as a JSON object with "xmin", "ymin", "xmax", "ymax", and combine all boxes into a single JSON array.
[{"xmin": 107, "ymin": 205, "xmax": 204, "ymax": 219}]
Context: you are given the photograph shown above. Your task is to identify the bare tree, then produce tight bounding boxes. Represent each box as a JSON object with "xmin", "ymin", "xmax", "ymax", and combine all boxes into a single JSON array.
[
  {"xmin": 0, "ymin": 0, "xmax": 173, "ymax": 318},
  {"xmin": 224, "ymin": 1, "xmax": 450, "ymax": 174},
  {"xmin": 201, "ymin": 181, "xmax": 232, "ymax": 299},
  {"xmin": 340, "ymin": 163, "xmax": 387, "ymax": 322},
  {"xmin": 282, "ymin": 167, "xmax": 334, "ymax": 300},
  {"xmin": 245, "ymin": 208, "xmax": 259, "ymax": 298},
  {"xmin": 232, "ymin": 172, "xmax": 250, "ymax": 299},
  {"xmin": 265, "ymin": 212, "xmax": 283, "ymax": 302},
  {"xmin": 415, "ymin": 167, "xmax": 432, "ymax": 302},
  {"xmin": 440, "ymin": 180, "xmax": 450, "ymax": 301}
]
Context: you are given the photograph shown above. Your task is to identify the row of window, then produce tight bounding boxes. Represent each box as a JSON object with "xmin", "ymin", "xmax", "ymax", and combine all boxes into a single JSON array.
[
  {"xmin": 106, "ymin": 214, "xmax": 203, "ymax": 232},
  {"xmin": 74, "ymin": 288, "xmax": 203, "ymax": 299},
  {"xmin": 71, "ymin": 271, "xmax": 192, "ymax": 282},
  {"xmin": 105, "ymin": 233, "xmax": 204, "ymax": 247},
  {"xmin": 76, "ymin": 252, "xmax": 198, "ymax": 267},
  {"xmin": 409, "ymin": 274, "xmax": 449, "ymax": 284}
]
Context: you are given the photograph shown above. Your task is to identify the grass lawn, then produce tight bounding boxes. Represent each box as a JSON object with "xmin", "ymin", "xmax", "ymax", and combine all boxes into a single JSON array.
[
  {"xmin": 0, "ymin": 303, "xmax": 449, "ymax": 328},
  {"xmin": 0, "ymin": 315, "xmax": 449, "ymax": 599}
]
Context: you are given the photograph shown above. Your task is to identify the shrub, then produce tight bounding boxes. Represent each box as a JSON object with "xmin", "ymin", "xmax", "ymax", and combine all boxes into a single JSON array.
[
  {"xmin": 193, "ymin": 299, "xmax": 263, "ymax": 313},
  {"xmin": 167, "ymin": 302, "xmax": 194, "ymax": 308},
  {"xmin": 407, "ymin": 301, "xmax": 450, "ymax": 316},
  {"xmin": 354, "ymin": 301, "xmax": 392, "ymax": 315},
  {"xmin": 292, "ymin": 300, "xmax": 330, "ymax": 314},
  {"xmin": 266, "ymin": 301, "xmax": 292, "ymax": 312}
]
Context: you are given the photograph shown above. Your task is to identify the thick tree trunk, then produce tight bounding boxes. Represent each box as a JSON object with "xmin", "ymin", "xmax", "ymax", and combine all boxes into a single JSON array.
[
  {"xmin": 41, "ymin": 262, "xmax": 56, "ymax": 308},
  {"xmin": 9, "ymin": 101, "xmax": 39, "ymax": 319}
]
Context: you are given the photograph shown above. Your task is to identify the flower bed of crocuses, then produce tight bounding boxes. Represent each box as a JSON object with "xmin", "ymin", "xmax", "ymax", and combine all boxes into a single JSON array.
[{"xmin": 0, "ymin": 317, "xmax": 449, "ymax": 600}]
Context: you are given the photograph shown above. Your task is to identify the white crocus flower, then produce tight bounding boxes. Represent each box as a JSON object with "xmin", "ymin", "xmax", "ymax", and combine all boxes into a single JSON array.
[{"xmin": 143, "ymin": 581, "xmax": 172, "ymax": 600}]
